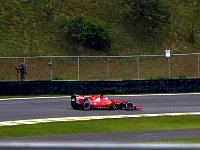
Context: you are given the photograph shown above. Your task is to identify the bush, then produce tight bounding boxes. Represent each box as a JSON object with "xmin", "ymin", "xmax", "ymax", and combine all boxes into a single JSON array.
[
  {"xmin": 66, "ymin": 16, "xmax": 111, "ymax": 49},
  {"xmin": 52, "ymin": 75, "xmax": 64, "ymax": 80},
  {"xmin": 120, "ymin": 0, "xmax": 171, "ymax": 32}
]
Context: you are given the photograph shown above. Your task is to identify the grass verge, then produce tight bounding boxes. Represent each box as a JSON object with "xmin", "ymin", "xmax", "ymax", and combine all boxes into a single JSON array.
[
  {"xmin": 155, "ymin": 138, "xmax": 200, "ymax": 144},
  {"xmin": 0, "ymin": 116, "xmax": 199, "ymax": 137}
]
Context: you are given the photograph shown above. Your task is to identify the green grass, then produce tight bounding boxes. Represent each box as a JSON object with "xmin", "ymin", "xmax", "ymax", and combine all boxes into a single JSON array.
[
  {"xmin": 155, "ymin": 138, "xmax": 200, "ymax": 144},
  {"xmin": 0, "ymin": 0, "xmax": 200, "ymax": 57},
  {"xmin": 0, "ymin": 116, "xmax": 199, "ymax": 137},
  {"xmin": 149, "ymin": 138, "xmax": 200, "ymax": 144}
]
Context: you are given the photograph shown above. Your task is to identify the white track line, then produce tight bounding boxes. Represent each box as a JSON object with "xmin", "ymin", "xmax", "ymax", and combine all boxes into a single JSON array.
[
  {"xmin": 0, "ymin": 96, "xmax": 69, "ymax": 101},
  {"xmin": 1, "ymin": 93, "xmax": 200, "ymax": 101}
]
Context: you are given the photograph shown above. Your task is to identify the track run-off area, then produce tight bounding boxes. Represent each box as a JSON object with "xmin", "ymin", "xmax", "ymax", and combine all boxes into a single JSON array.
[{"xmin": 0, "ymin": 93, "xmax": 200, "ymax": 126}]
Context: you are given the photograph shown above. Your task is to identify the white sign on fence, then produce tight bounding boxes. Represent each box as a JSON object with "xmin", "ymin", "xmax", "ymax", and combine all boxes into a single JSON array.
[{"xmin": 165, "ymin": 50, "xmax": 171, "ymax": 58}]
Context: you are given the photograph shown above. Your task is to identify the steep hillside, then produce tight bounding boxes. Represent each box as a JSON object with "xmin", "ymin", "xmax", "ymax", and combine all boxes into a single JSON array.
[{"xmin": 0, "ymin": 0, "xmax": 200, "ymax": 56}]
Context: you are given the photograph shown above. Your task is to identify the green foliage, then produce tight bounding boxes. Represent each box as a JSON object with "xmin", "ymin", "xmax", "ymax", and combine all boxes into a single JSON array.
[
  {"xmin": 175, "ymin": 74, "xmax": 187, "ymax": 79},
  {"xmin": 66, "ymin": 16, "xmax": 112, "ymax": 50},
  {"xmin": 0, "ymin": 76, "xmax": 4, "ymax": 80},
  {"xmin": 120, "ymin": 0, "xmax": 171, "ymax": 32},
  {"xmin": 52, "ymin": 75, "xmax": 64, "ymax": 80},
  {"xmin": 146, "ymin": 74, "xmax": 187, "ymax": 80},
  {"xmin": 145, "ymin": 75, "xmax": 170, "ymax": 80},
  {"xmin": 189, "ymin": 2, "xmax": 200, "ymax": 43}
]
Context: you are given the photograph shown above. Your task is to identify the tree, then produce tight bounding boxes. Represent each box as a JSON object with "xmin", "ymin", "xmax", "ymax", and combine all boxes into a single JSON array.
[
  {"xmin": 120, "ymin": 0, "xmax": 171, "ymax": 32},
  {"xmin": 189, "ymin": 1, "xmax": 200, "ymax": 43}
]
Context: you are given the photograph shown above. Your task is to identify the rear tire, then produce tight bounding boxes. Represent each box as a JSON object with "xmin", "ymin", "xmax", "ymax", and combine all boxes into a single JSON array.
[
  {"xmin": 71, "ymin": 97, "xmax": 79, "ymax": 110},
  {"xmin": 125, "ymin": 102, "xmax": 134, "ymax": 110},
  {"xmin": 82, "ymin": 100, "xmax": 91, "ymax": 111}
]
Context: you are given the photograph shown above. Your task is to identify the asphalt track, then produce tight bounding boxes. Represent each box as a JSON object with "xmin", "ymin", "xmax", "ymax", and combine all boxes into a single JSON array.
[
  {"xmin": 0, "ymin": 94, "xmax": 200, "ymax": 149},
  {"xmin": 0, "ymin": 94, "xmax": 200, "ymax": 122}
]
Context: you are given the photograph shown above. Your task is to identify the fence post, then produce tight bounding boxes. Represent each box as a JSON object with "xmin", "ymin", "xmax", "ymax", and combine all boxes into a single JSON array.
[
  {"xmin": 168, "ymin": 57, "xmax": 171, "ymax": 78},
  {"xmin": 77, "ymin": 57, "xmax": 80, "ymax": 81},
  {"xmin": 198, "ymin": 54, "xmax": 200, "ymax": 77},
  {"xmin": 107, "ymin": 57, "xmax": 110, "ymax": 81},
  {"xmin": 137, "ymin": 56, "xmax": 140, "ymax": 80},
  {"xmin": 24, "ymin": 57, "xmax": 26, "ymax": 80},
  {"xmin": 23, "ymin": 57, "xmax": 26, "ymax": 64},
  {"xmin": 48, "ymin": 57, "xmax": 53, "ymax": 80},
  {"xmin": 50, "ymin": 57, "xmax": 53, "ymax": 80}
]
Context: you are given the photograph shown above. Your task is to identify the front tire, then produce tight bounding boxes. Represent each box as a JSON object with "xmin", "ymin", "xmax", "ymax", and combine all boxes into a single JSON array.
[
  {"xmin": 125, "ymin": 102, "xmax": 134, "ymax": 110},
  {"xmin": 82, "ymin": 100, "xmax": 91, "ymax": 111}
]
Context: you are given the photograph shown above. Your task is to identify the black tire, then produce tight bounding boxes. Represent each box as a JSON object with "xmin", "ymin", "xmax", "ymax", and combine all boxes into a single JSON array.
[
  {"xmin": 82, "ymin": 100, "xmax": 91, "ymax": 111},
  {"xmin": 109, "ymin": 105, "xmax": 116, "ymax": 110},
  {"xmin": 71, "ymin": 97, "xmax": 79, "ymax": 110},
  {"xmin": 125, "ymin": 102, "xmax": 134, "ymax": 110},
  {"xmin": 115, "ymin": 104, "xmax": 123, "ymax": 110}
]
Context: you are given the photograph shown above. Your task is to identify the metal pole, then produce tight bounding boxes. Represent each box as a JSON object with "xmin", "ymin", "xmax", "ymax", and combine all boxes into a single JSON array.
[
  {"xmin": 48, "ymin": 57, "xmax": 53, "ymax": 80},
  {"xmin": 198, "ymin": 54, "xmax": 200, "ymax": 77},
  {"xmin": 168, "ymin": 58, "xmax": 171, "ymax": 78},
  {"xmin": 137, "ymin": 56, "xmax": 140, "ymax": 80},
  {"xmin": 107, "ymin": 57, "xmax": 110, "ymax": 81},
  {"xmin": 24, "ymin": 57, "xmax": 26, "ymax": 81},
  {"xmin": 50, "ymin": 57, "xmax": 53, "ymax": 80},
  {"xmin": 77, "ymin": 57, "xmax": 80, "ymax": 81},
  {"xmin": 23, "ymin": 57, "xmax": 26, "ymax": 64}
]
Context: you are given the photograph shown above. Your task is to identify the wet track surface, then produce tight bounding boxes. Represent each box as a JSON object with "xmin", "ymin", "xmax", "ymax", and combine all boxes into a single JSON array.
[{"xmin": 0, "ymin": 94, "xmax": 200, "ymax": 149}]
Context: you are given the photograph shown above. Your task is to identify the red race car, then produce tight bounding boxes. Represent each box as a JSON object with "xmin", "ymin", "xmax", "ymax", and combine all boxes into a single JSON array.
[{"xmin": 71, "ymin": 94, "xmax": 142, "ymax": 111}]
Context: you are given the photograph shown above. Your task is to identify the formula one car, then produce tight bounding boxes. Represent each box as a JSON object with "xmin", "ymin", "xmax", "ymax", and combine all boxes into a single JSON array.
[{"xmin": 71, "ymin": 94, "xmax": 142, "ymax": 111}]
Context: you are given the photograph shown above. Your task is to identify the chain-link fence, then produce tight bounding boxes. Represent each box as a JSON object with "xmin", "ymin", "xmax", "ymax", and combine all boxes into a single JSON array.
[{"xmin": 0, "ymin": 53, "xmax": 199, "ymax": 81}]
